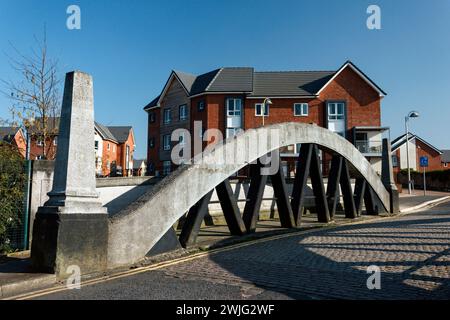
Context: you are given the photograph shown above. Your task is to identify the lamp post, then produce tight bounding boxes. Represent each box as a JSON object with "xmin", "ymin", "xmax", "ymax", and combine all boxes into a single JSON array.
[
  {"xmin": 405, "ymin": 111, "xmax": 420, "ymax": 194},
  {"xmin": 261, "ymin": 98, "xmax": 272, "ymax": 127}
]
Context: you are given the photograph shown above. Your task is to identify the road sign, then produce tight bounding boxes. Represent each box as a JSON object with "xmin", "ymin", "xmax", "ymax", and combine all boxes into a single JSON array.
[{"xmin": 420, "ymin": 156, "xmax": 428, "ymax": 168}]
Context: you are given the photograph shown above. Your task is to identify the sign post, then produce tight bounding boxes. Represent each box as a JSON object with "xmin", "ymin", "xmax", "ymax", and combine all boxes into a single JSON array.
[{"xmin": 420, "ymin": 156, "xmax": 428, "ymax": 196}]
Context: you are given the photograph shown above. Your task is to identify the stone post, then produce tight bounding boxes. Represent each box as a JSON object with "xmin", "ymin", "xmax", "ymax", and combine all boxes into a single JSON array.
[
  {"xmin": 31, "ymin": 71, "xmax": 108, "ymax": 276},
  {"xmin": 381, "ymin": 138, "xmax": 399, "ymax": 213}
]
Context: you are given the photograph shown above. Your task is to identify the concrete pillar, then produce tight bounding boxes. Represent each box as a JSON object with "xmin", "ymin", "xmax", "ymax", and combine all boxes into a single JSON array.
[
  {"xmin": 31, "ymin": 71, "xmax": 108, "ymax": 276},
  {"xmin": 382, "ymin": 138, "xmax": 399, "ymax": 213}
]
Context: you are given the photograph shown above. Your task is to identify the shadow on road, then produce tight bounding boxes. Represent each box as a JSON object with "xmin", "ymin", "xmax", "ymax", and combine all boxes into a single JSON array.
[{"xmin": 201, "ymin": 206, "xmax": 450, "ymax": 299}]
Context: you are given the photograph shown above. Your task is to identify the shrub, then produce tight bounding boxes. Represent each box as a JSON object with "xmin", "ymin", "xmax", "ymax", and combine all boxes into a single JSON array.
[{"xmin": 0, "ymin": 143, "xmax": 26, "ymax": 253}]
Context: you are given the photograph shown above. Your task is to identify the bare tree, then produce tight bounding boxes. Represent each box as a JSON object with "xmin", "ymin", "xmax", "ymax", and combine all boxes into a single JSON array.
[{"xmin": 1, "ymin": 30, "xmax": 61, "ymax": 159}]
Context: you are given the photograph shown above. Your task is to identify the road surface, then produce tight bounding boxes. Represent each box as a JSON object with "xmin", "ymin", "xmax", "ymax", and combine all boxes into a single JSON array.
[{"xmin": 34, "ymin": 201, "xmax": 450, "ymax": 300}]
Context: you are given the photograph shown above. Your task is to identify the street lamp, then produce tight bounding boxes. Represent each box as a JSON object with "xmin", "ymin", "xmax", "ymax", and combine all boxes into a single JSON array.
[
  {"xmin": 261, "ymin": 98, "xmax": 272, "ymax": 127},
  {"xmin": 405, "ymin": 110, "xmax": 420, "ymax": 194}
]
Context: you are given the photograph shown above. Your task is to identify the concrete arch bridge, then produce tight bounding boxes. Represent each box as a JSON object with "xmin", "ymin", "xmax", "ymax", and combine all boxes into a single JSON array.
[{"xmin": 107, "ymin": 122, "xmax": 398, "ymax": 268}]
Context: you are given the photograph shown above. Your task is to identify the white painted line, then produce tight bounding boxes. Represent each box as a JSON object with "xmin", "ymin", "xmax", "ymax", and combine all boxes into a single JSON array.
[{"xmin": 400, "ymin": 196, "xmax": 450, "ymax": 213}]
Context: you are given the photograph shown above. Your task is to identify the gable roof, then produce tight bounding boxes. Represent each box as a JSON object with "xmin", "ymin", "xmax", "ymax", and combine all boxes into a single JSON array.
[
  {"xmin": 95, "ymin": 122, "xmax": 118, "ymax": 142},
  {"xmin": 133, "ymin": 159, "xmax": 146, "ymax": 169},
  {"xmin": 107, "ymin": 126, "xmax": 133, "ymax": 144},
  {"xmin": 316, "ymin": 61, "xmax": 387, "ymax": 97},
  {"xmin": 0, "ymin": 127, "xmax": 20, "ymax": 143},
  {"xmin": 144, "ymin": 60, "xmax": 386, "ymax": 111},
  {"xmin": 391, "ymin": 133, "xmax": 443, "ymax": 154},
  {"xmin": 441, "ymin": 150, "xmax": 450, "ymax": 163}
]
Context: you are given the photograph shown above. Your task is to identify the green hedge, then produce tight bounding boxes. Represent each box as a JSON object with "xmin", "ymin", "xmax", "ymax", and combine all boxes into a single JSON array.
[{"xmin": 0, "ymin": 143, "xmax": 26, "ymax": 253}]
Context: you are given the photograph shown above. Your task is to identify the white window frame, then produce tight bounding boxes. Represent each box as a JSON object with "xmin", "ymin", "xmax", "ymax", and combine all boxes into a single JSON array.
[
  {"xmin": 327, "ymin": 102, "xmax": 345, "ymax": 120},
  {"xmin": 37, "ymin": 137, "xmax": 44, "ymax": 146},
  {"xmin": 179, "ymin": 104, "xmax": 188, "ymax": 121},
  {"xmin": 163, "ymin": 134, "xmax": 171, "ymax": 151},
  {"xmin": 226, "ymin": 98, "xmax": 242, "ymax": 116},
  {"xmin": 294, "ymin": 103, "xmax": 309, "ymax": 116},
  {"xmin": 255, "ymin": 103, "xmax": 269, "ymax": 116},
  {"xmin": 163, "ymin": 108, "xmax": 172, "ymax": 124}
]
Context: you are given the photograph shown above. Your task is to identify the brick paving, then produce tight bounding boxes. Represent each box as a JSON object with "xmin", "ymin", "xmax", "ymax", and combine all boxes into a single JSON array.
[{"xmin": 164, "ymin": 202, "xmax": 450, "ymax": 299}]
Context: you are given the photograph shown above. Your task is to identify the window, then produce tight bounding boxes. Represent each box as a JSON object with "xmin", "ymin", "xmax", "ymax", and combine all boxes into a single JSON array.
[
  {"xmin": 149, "ymin": 112, "xmax": 156, "ymax": 123},
  {"xmin": 126, "ymin": 145, "xmax": 130, "ymax": 170},
  {"xmin": 163, "ymin": 161, "xmax": 171, "ymax": 175},
  {"xmin": 327, "ymin": 102, "xmax": 345, "ymax": 120},
  {"xmin": 392, "ymin": 155, "xmax": 399, "ymax": 167},
  {"xmin": 179, "ymin": 104, "xmax": 188, "ymax": 121},
  {"xmin": 113, "ymin": 145, "xmax": 116, "ymax": 153},
  {"xmin": 95, "ymin": 141, "xmax": 99, "ymax": 150},
  {"xmin": 107, "ymin": 143, "xmax": 110, "ymax": 151},
  {"xmin": 226, "ymin": 98, "xmax": 242, "ymax": 116},
  {"xmin": 149, "ymin": 137, "xmax": 155, "ymax": 148},
  {"xmin": 163, "ymin": 134, "xmax": 171, "ymax": 151},
  {"xmin": 445, "ymin": 162, "xmax": 448, "ymax": 168},
  {"xmin": 163, "ymin": 108, "xmax": 172, "ymax": 124},
  {"xmin": 255, "ymin": 103, "xmax": 269, "ymax": 116},
  {"xmin": 294, "ymin": 103, "xmax": 308, "ymax": 116},
  {"xmin": 53, "ymin": 136, "xmax": 58, "ymax": 146},
  {"xmin": 37, "ymin": 137, "xmax": 43, "ymax": 146},
  {"xmin": 198, "ymin": 100, "xmax": 205, "ymax": 112},
  {"xmin": 148, "ymin": 162, "xmax": 154, "ymax": 173}
]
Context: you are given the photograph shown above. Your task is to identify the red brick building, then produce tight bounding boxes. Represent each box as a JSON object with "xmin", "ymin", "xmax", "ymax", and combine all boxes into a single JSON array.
[
  {"xmin": 442, "ymin": 150, "xmax": 450, "ymax": 170},
  {"xmin": 144, "ymin": 61, "xmax": 388, "ymax": 176},
  {"xmin": 28, "ymin": 117, "xmax": 59, "ymax": 160},
  {"xmin": 27, "ymin": 117, "xmax": 135, "ymax": 177},
  {"xmin": 0, "ymin": 126, "xmax": 27, "ymax": 158},
  {"xmin": 391, "ymin": 133, "xmax": 445, "ymax": 175},
  {"xmin": 94, "ymin": 123, "xmax": 135, "ymax": 177}
]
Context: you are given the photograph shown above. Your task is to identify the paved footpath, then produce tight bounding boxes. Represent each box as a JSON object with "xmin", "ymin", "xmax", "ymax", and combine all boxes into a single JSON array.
[{"xmin": 32, "ymin": 200, "xmax": 450, "ymax": 300}]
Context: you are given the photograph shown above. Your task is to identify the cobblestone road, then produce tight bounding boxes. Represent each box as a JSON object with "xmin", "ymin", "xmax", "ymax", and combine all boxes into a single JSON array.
[{"xmin": 37, "ymin": 201, "xmax": 450, "ymax": 300}]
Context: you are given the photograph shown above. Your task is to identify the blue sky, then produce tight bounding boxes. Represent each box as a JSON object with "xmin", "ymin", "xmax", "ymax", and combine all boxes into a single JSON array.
[{"xmin": 1, "ymin": 0, "xmax": 449, "ymax": 158}]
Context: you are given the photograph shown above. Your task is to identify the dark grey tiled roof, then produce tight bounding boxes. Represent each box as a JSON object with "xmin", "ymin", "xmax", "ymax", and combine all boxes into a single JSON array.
[
  {"xmin": 250, "ymin": 71, "xmax": 334, "ymax": 97},
  {"xmin": 133, "ymin": 159, "xmax": 146, "ymax": 169},
  {"xmin": 190, "ymin": 69, "xmax": 221, "ymax": 96},
  {"xmin": 144, "ymin": 95, "xmax": 160, "ymax": 110},
  {"xmin": 174, "ymin": 71, "xmax": 197, "ymax": 93},
  {"xmin": 95, "ymin": 122, "xmax": 117, "ymax": 142},
  {"xmin": 107, "ymin": 126, "xmax": 132, "ymax": 143},
  {"xmin": 144, "ymin": 61, "xmax": 385, "ymax": 110},
  {"xmin": 206, "ymin": 68, "xmax": 254, "ymax": 92},
  {"xmin": 0, "ymin": 126, "xmax": 19, "ymax": 143},
  {"xmin": 442, "ymin": 150, "xmax": 450, "ymax": 163}
]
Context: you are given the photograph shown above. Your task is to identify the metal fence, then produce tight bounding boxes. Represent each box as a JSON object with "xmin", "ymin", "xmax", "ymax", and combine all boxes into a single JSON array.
[{"xmin": 0, "ymin": 159, "xmax": 31, "ymax": 253}]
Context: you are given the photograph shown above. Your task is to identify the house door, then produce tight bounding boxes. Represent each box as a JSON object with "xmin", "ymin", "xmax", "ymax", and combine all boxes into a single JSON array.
[
  {"xmin": 226, "ymin": 98, "xmax": 242, "ymax": 138},
  {"xmin": 327, "ymin": 102, "xmax": 346, "ymax": 137}
]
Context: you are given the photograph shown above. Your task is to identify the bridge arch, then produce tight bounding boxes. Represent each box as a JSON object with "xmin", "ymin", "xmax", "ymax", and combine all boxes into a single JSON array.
[{"xmin": 107, "ymin": 122, "xmax": 390, "ymax": 268}]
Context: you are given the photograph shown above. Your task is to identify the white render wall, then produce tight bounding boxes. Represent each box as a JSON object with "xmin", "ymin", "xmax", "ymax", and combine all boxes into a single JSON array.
[{"xmin": 399, "ymin": 138, "xmax": 417, "ymax": 170}]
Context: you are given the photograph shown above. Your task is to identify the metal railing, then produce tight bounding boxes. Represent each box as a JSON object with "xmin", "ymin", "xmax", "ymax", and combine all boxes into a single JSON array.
[{"xmin": 355, "ymin": 140, "xmax": 383, "ymax": 154}]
